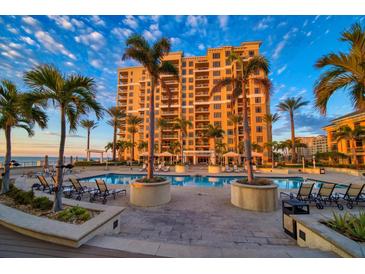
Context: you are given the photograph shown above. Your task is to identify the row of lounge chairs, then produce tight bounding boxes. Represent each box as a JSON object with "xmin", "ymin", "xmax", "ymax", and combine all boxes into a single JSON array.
[
  {"xmin": 33, "ymin": 175, "xmax": 126, "ymax": 204},
  {"xmin": 281, "ymin": 181, "xmax": 365, "ymax": 210},
  {"xmin": 139, "ymin": 163, "xmax": 170, "ymax": 172},
  {"xmin": 224, "ymin": 165, "xmax": 245, "ymax": 173}
]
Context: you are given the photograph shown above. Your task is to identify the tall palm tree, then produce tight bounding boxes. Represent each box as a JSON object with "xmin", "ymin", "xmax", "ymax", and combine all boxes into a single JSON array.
[
  {"xmin": 168, "ymin": 140, "xmax": 180, "ymax": 163},
  {"xmin": 24, "ymin": 64, "xmax": 103, "ymax": 211},
  {"xmin": 0, "ymin": 80, "xmax": 47, "ymax": 193},
  {"xmin": 157, "ymin": 117, "xmax": 170, "ymax": 153},
  {"xmin": 123, "ymin": 35, "xmax": 179, "ymax": 179},
  {"xmin": 264, "ymin": 141, "xmax": 279, "ymax": 168},
  {"xmin": 126, "ymin": 114, "xmax": 143, "ymax": 161},
  {"xmin": 334, "ymin": 125, "xmax": 365, "ymax": 166},
  {"xmin": 173, "ymin": 118, "xmax": 192, "ymax": 163},
  {"xmin": 263, "ymin": 113, "xmax": 280, "ymax": 166},
  {"xmin": 138, "ymin": 140, "xmax": 148, "ymax": 153},
  {"xmin": 277, "ymin": 97, "xmax": 308, "ymax": 163},
  {"xmin": 80, "ymin": 119, "xmax": 97, "ymax": 161},
  {"xmin": 228, "ymin": 113, "xmax": 242, "ymax": 153},
  {"xmin": 211, "ymin": 52, "xmax": 270, "ymax": 183},
  {"xmin": 107, "ymin": 106, "xmax": 125, "ymax": 161},
  {"xmin": 204, "ymin": 124, "xmax": 225, "ymax": 165},
  {"xmin": 314, "ymin": 23, "xmax": 365, "ymax": 115},
  {"xmin": 215, "ymin": 141, "xmax": 227, "ymax": 165}
]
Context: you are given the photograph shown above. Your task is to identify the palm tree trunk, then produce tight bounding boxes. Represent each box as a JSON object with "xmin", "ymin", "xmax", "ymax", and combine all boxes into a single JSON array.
[
  {"xmin": 112, "ymin": 123, "xmax": 117, "ymax": 161},
  {"xmin": 242, "ymin": 81, "xmax": 254, "ymax": 183},
  {"xmin": 131, "ymin": 133, "xmax": 135, "ymax": 161},
  {"xmin": 180, "ymin": 131, "xmax": 184, "ymax": 164},
  {"xmin": 290, "ymin": 111, "xmax": 296, "ymax": 163},
  {"xmin": 1, "ymin": 126, "xmax": 11, "ymax": 194},
  {"xmin": 54, "ymin": 106, "xmax": 66, "ymax": 212},
  {"xmin": 86, "ymin": 128, "xmax": 90, "ymax": 161},
  {"xmin": 147, "ymin": 78, "xmax": 155, "ymax": 179},
  {"xmin": 234, "ymin": 124, "xmax": 238, "ymax": 153}
]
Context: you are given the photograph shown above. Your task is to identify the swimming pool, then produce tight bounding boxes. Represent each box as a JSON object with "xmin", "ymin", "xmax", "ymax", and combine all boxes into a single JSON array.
[{"xmin": 79, "ymin": 173, "xmax": 335, "ymax": 189}]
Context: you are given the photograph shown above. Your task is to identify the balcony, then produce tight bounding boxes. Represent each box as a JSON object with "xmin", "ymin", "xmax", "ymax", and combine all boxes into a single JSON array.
[
  {"xmin": 162, "ymin": 134, "xmax": 178, "ymax": 139},
  {"xmin": 195, "ymin": 92, "xmax": 209, "ymax": 97},
  {"xmin": 161, "ymin": 111, "xmax": 179, "ymax": 115},
  {"xmin": 196, "ymin": 84, "xmax": 209, "ymax": 88},
  {"xmin": 195, "ymin": 108, "xmax": 209, "ymax": 113},
  {"xmin": 195, "ymin": 115, "xmax": 209, "ymax": 121}
]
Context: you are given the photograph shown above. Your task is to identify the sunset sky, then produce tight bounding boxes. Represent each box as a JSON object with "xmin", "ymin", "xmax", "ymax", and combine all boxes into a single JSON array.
[{"xmin": 0, "ymin": 15, "xmax": 363, "ymax": 157}]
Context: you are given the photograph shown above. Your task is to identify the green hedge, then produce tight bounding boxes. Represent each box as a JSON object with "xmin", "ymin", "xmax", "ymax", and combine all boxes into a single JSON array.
[{"xmin": 6, "ymin": 185, "xmax": 53, "ymax": 210}]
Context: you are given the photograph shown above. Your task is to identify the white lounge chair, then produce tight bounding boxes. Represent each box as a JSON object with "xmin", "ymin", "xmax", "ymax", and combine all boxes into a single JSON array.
[
  {"xmin": 139, "ymin": 163, "xmax": 147, "ymax": 172},
  {"xmin": 161, "ymin": 163, "xmax": 170, "ymax": 172},
  {"xmin": 225, "ymin": 165, "xmax": 233, "ymax": 172},
  {"xmin": 233, "ymin": 165, "xmax": 243, "ymax": 172}
]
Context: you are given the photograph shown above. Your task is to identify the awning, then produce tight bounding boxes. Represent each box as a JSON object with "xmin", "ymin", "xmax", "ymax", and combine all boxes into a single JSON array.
[{"xmin": 223, "ymin": 151, "xmax": 240, "ymax": 158}]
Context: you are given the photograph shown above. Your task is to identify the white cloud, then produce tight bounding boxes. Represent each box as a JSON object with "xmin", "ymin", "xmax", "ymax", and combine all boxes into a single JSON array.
[
  {"xmin": 71, "ymin": 18, "xmax": 85, "ymax": 29},
  {"xmin": 143, "ymin": 23, "xmax": 162, "ymax": 41},
  {"xmin": 22, "ymin": 16, "xmax": 39, "ymax": 27},
  {"xmin": 277, "ymin": 65, "xmax": 287, "ymax": 75},
  {"xmin": 185, "ymin": 16, "xmax": 208, "ymax": 36},
  {"xmin": 254, "ymin": 16, "xmax": 273, "ymax": 31},
  {"xmin": 306, "ymin": 31, "xmax": 312, "ymax": 37},
  {"xmin": 91, "ymin": 16, "xmax": 106, "ymax": 27},
  {"xmin": 312, "ymin": 15, "xmax": 320, "ymax": 24},
  {"xmin": 170, "ymin": 37, "xmax": 181, "ymax": 45},
  {"xmin": 123, "ymin": 16, "xmax": 138, "ymax": 29},
  {"xmin": 277, "ymin": 21, "xmax": 287, "ymax": 28},
  {"xmin": 272, "ymin": 27, "xmax": 298, "ymax": 60},
  {"xmin": 48, "ymin": 15, "xmax": 74, "ymax": 30},
  {"xmin": 90, "ymin": 59, "xmax": 102, "ymax": 69},
  {"xmin": 9, "ymin": 42, "xmax": 22, "ymax": 49},
  {"xmin": 218, "ymin": 16, "xmax": 228, "ymax": 29},
  {"xmin": 6, "ymin": 25, "xmax": 18, "ymax": 34},
  {"xmin": 303, "ymin": 20, "xmax": 308, "ymax": 27},
  {"xmin": 0, "ymin": 43, "xmax": 22, "ymax": 59},
  {"xmin": 64, "ymin": 61, "xmax": 74, "ymax": 67},
  {"xmin": 111, "ymin": 27, "xmax": 132, "ymax": 39},
  {"xmin": 20, "ymin": 36, "xmax": 36, "ymax": 46},
  {"xmin": 75, "ymin": 31, "xmax": 105, "ymax": 51},
  {"xmin": 35, "ymin": 31, "xmax": 76, "ymax": 60},
  {"xmin": 198, "ymin": 43, "xmax": 205, "ymax": 50}
]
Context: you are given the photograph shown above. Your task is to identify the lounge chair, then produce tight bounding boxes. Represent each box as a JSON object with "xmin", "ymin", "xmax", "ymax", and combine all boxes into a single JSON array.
[
  {"xmin": 155, "ymin": 164, "xmax": 162, "ymax": 172},
  {"xmin": 280, "ymin": 182, "xmax": 315, "ymax": 202},
  {"xmin": 313, "ymin": 183, "xmax": 343, "ymax": 210},
  {"xmin": 160, "ymin": 164, "xmax": 170, "ymax": 172},
  {"xmin": 33, "ymin": 175, "xmax": 55, "ymax": 193},
  {"xmin": 338, "ymin": 183, "xmax": 365, "ymax": 209},
  {"xmin": 139, "ymin": 163, "xmax": 147, "ymax": 172},
  {"xmin": 225, "ymin": 165, "xmax": 233, "ymax": 172},
  {"xmin": 233, "ymin": 165, "xmax": 244, "ymax": 173},
  {"xmin": 90, "ymin": 179, "xmax": 126, "ymax": 204},
  {"xmin": 66, "ymin": 178, "xmax": 97, "ymax": 200}
]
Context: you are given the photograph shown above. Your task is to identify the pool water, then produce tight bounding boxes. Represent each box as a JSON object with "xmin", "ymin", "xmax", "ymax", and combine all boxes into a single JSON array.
[{"xmin": 79, "ymin": 173, "xmax": 333, "ymax": 189}]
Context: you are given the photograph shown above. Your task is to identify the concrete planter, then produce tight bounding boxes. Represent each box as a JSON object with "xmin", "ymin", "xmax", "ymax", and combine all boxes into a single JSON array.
[
  {"xmin": 231, "ymin": 181, "xmax": 278, "ymax": 212},
  {"xmin": 208, "ymin": 165, "xmax": 221, "ymax": 174},
  {"xmin": 130, "ymin": 180, "xmax": 171, "ymax": 207},
  {"xmin": 175, "ymin": 165, "xmax": 186, "ymax": 173}
]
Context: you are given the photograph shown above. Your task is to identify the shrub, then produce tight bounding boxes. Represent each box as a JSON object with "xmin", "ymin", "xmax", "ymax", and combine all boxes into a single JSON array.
[
  {"xmin": 32, "ymin": 196, "xmax": 53, "ymax": 210},
  {"xmin": 325, "ymin": 211, "xmax": 365, "ymax": 242},
  {"xmin": 56, "ymin": 206, "xmax": 91, "ymax": 223},
  {"xmin": 13, "ymin": 190, "xmax": 34, "ymax": 205}
]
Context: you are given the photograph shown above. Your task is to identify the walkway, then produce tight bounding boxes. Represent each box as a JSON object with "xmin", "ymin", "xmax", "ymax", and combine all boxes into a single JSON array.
[{"xmin": 0, "ymin": 225, "xmax": 159, "ymax": 258}]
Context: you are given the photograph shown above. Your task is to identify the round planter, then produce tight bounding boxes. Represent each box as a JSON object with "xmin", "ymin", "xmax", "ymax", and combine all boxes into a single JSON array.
[
  {"xmin": 231, "ymin": 181, "xmax": 278, "ymax": 212},
  {"xmin": 130, "ymin": 180, "xmax": 171, "ymax": 207},
  {"xmin": 175, "ymin": 165, "xmax": 186, "ymax": 173},
  {"xmin": 208, "ymin": 165, "xmax": 221, "ymax": 174}
]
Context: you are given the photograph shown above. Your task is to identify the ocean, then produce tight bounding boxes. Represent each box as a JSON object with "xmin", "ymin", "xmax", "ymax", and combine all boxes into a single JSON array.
[{"xmin": 0, "ymin": 156, "xmax": 87, "ymax": 167}]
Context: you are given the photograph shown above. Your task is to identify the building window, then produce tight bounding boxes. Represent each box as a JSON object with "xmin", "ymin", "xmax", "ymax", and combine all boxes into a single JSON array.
[
  {"xmin": 189, "ymin": 108, "xmax": 193, "ymax": 113},
  {"xmin": 129, "ymin": 92, "xmax": 133, "ymax": 97},
  {"xmin": 256, "ymin": 116, "xmax": 262, "ymax": 123},
  {"xmin": 214, "ymin": 112, "xmax": 221, "ymax": 118},
  {"xmin": 189, "ymin": 61, "xmax": 193, "ymax": 66},
  {"xmin": 226, "ymin": 69, "xmax": 231, "ymax": 74},
  {"xmin": 249, "ymin": 50, "xmax": 255, "ymax": 57},
  {"xmin": 129, "ymin": 99, "xmax": 133, "ymax": 104},
  {"xmin": 226, "ymin": 85, "xmax": 232, "ymax": 91},
  {"xmin": 189, "ymin": 85, "xmax": 193, "ymax": 90},
  {"xmin": 213, "ymin": 71, "xmax": 220, "ymax": 76},
  {"xmin": 257, "ymin": 136, "xmax": 263, "ymax": 143},
  {"xmin": 227, "ymin": 129, "xmax": 233, "ymax": 135},
  {"xmin": 214, "ymin": 104, "xmax": 221, "ymax": 109},
  {"xmin": 225, "ymin": 51, "xmax": 230, "ymax": 57},
  {"xmin": 182, "ymin": 62, "xmax": 186, "ymax": 67},
  {"xmin": 254, "ymin": 88, "xmax": 260, "ymax": 94},
  {"xmin": 213, "ymin": 53, "xmax": 220, "ymax": 59},
  {"xmin": 214, "ymin": 121, "xmax": 221, "ymax": 127},
  {"xmin": 182, "ymin": 69, "xmax": 186, "ymax": 75},
  {"xmin": 182, "ymin": 78, "xmax": 186, "ymax": 83},
  {"xmin": 228, "ymin": 138, "xmax": 233, "ymax": 144},
  {"xmin": 188, "ymin": 140, "xmax": 193, "ymax": 145},
  {"xmin": 255, "ymin": 97, "xmax": 261, "ymax": 103},
  {"xmin": 213, "ymin": 79, "xmax": 219, "ymax": 85},
  {"xmin": 189, "ymin": 132, "xmax": 193, "ymax": 137},
  {"xmin": 213, "ymin": 95, "xmax": 221, "ymax": 101},
  {"xmin": 256, "ymin": 126, "xmax": 263, "ymax": 133},
  {"xmin": 189, "ymin": 93, "xmax": 194, "ymax": 98},
  {"xmin": 225, "ymin": 60, "xmax": 231, "ymax": 66},
  {"xmin": 255, "ymin": 107, "xmax": 262, "ymax": 113},
  {"xmin": 213, "ymin": 61, "xmax": 220, "ymax": 67},
  {"xmin": 189, "ymin": 77, "xmax": 193, "ymax": 82},
  {"xmin": 189, "ymin": 69, "xmax": 193, "ymax": 75}
]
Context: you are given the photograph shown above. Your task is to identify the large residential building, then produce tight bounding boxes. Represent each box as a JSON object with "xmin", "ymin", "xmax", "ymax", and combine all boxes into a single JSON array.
[
  {"xmin": 296, "ymin": 135, "xmax": 328, "ymax": 160},
  {"xmin": 323, "ymin": 111, "xmax": 365, "ymax": 164},
  {"xmin": 116, "ymin": 41, "xmax": 271, "ymax": 164}
]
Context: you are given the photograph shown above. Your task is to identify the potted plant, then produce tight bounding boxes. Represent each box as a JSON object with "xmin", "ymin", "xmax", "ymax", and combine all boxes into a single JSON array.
[
  {"xmin": 204, "ymin": 124, "xmax": 225, "ymax": 174},
  {"xmin": 175, "ymin": 160, "xmax": 186, "ymax": 173}
]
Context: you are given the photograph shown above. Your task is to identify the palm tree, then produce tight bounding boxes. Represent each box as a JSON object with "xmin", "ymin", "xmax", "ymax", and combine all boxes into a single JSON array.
[
  {"xmin": 204, "ymin": 124, "xmax": 225, "ymax": 165},
  {"xmin": 277, "ymin": 97, "xmax": 308, "ymax": 163},
  {"xmin": 138, "ymin": 140, "xmax": 148, "ymax": 153},
  {"xmin": 80, "ymin": 119, "xmax": 97, "ymax": 161},
  {"xmin": 0, "ymin": 80, "xmax": 47, "ymax": 193},
  {"xmin": 173, "ymin": 118, "xmax": 192, "ymax": 164},
  {"xmin": 211, "ymin": 52, "xmax": 270, "ymax": 183},
  {"xmin": 123, "ymin": 35, "xmax": 179, "ymax": 179},
  {"xmin": 168, "ymin": 141, "xmax": 180, "ymax": 163},
  {"xmin": 215, "ymin": 141, "xmax": 227, "ymax": 165},
  {"xmin": 107, "ymin": 106, "xmax": 125, "ymax": 161},
  {"xmin": 157, "ymin": 117, "xmax": 170, "ymax": 153},
  {"xmin": 126, "ymin": 114, "xmax": 143, "ymax": 161},
  {"xmin": 24, "ymin": 64, "xmax": 103, "ymax": 211},
  {"xmin": 228, "ymin": 113, "xmax": 242, "ymax": 153},
  {"xmin": 334, "ymin": 125, "xmax": 365, "ymax": 166},
  {"xmin": 263, "ymin": 113, "xmax": 280, "ymax": 167},
  {"xmin": 314, "ymin": 23, "xmax": 365, "ymax": 115},
  {"xmin": 252, "ymin": 143, "xmax": 263, "ymax": 153},
  {"xmin": 264, "ymin": 141, "xmax": 279, "ymax": 168}
]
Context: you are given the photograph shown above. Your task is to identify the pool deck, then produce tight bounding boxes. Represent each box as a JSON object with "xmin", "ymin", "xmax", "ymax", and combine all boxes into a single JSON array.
[{"xmin": 8, "ymin": 166, "xmax": 362, "ymax": 257}]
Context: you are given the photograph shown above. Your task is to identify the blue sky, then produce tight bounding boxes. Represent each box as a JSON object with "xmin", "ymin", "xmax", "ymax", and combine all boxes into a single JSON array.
[{"xmin": 0, "ymin": 15, "xmax": 364, "ymax": 157}]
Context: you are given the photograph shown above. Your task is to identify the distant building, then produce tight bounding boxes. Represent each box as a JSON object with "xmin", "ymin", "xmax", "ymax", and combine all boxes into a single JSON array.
[
  {"xmin": 323, "ymin": 111, "xmax": 365, "ymax": 164},
  {"xmin": 296, "ymin": 135, "xmax": 328, "ymax": 160}
]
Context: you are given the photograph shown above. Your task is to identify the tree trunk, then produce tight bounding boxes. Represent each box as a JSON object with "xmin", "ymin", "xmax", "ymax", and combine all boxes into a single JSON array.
[
  {"xmin": 147, "ymin": 78, "xmax": 155, "ymax": 179},
  {"xmin": 1, "ymin": 126, "xmax": 12, "ymax": 194},
  {"xmin": 180, "ymin": 130, "xmax": 184, "ymax": 164},
  {"xmin": 234, "ymin": 123, "xmax": 238, "ymax": 153},
  {"xmin": 53, "ymin": 106, "xmax": 66, "ymax": 212},
  {"xmin": 112, "ymin": 122, "xmax": 117, "ymax": 161},
  {"xmin": 351, "ymin": 139, "xmax": 359, "ymax": 167},
  {"xmin": 159, "ymin": 129, "xmax": 163, "ymax": 153},
  {"xmin": 86, "ymin": 128, "xmax": 90, "ymax": 161},
  {"xmin": 131, "ymin": 133, "xmax": 135, "ymax": 161},
  {"xmin": 242, "ymin": 80, "xmax": 254, "ymax": 183},
  {"xmin": 289, "ymin": 111, "xmax": 296, "ymax": 163}
]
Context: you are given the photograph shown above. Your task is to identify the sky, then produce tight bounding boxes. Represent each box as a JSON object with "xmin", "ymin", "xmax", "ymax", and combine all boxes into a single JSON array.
[{"xmin": 0, "ymin": 15, "xmax": 364, "ymax": 157}]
